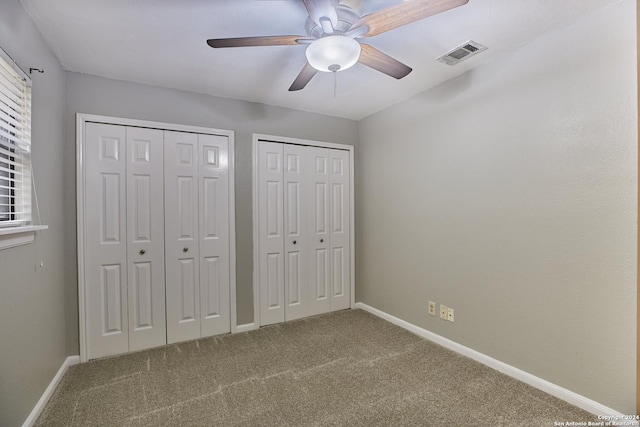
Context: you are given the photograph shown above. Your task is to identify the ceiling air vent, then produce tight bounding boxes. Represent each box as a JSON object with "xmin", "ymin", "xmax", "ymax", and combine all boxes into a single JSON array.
[{"xmin": 436, "ymin": 41, "xmax": 487, "ymax": 66}]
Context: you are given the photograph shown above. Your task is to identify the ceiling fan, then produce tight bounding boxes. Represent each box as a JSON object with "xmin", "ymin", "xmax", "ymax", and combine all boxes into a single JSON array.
[{"xmin": 207, "ymin": 0, "xmax": 469, "ymax": 91}]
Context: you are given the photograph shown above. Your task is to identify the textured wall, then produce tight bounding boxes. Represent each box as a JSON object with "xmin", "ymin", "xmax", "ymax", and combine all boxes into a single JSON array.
[
  {"xmin": 0, "ymin": 0, "xmax": 68, "ymax": 425},
  {"xmin": 64, "ymin": 73, "xmax": 359, "ymax": 352},
  {"xmin": 357, "ymin": 0, "xmax": 636, "ymax": 414}
]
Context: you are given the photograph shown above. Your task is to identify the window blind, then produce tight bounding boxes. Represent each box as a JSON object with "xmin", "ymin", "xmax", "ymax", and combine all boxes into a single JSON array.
[{"xmin": 0, "ymin": 48, "xmax": 31, "ymax": 227}]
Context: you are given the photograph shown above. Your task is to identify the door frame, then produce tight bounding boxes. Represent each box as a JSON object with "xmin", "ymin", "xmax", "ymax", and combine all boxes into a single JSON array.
[
  {"xmin": 76, "ymin": 113, "xmax": 237, "ymax": 362},
  {"xmin": 251, "ymin": 133, "xmax": 356, "ymax": 328},
  {"xmin": 636, "ymin": 0, "xmax": 639, "ymax": 413}
]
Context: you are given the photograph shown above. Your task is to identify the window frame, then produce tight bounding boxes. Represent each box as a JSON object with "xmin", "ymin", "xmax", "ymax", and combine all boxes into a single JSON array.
[{"xmin": 0, "ymin": 47, "xmax": 46, "ymax": 250}]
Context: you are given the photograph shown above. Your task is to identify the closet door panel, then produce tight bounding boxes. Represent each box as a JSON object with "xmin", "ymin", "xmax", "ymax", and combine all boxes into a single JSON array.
[
  {"xmin": 130, "ymin": 262, "xmax": 152, "ymax": 328},
  {"xmin": 85, "ymin": 123, "xmax": 129, "ymax": 359},
  {"xmin": 258, "ymin": 141, "xmax": 285, "ymax": 325},
  {"xmin": 199, "ymin": 134, "xmax": 231, "ymax": 337},
  {"xmin": 165, "ymin": 131, "xmax": 201, "ymax": 344},
  {"xmin": 307, "ymin": 147, "xmax": 331, "ymax": 316},
  {"xmin": 329, "ymin": 150, "xmax": 350, "ymax": 311},
  {"xmin": 283, "ymin": 144, "xmax": 308, "ymax": 321},
  {"xmin": 126, "ymin": 127, "xmax": 166, "ymax": 351},
  {"xmin": 178, "ymin": 258, "xmax": 198, "ymax": 320}
]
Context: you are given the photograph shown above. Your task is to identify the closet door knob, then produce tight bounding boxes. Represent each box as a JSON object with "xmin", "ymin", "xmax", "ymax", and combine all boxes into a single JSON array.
[
  {"xmin": 139, "ymin": 249, "xmax": 146, "ymax": 255},
  {"xmin": 293, "ymin": 240, "xmax": 297, "ymax": 245},
  {"xmin": 320, "ymin": 239, "xmax": 324, "ymax": 243},
  {"xmin": 183, "ymin": 247, "xmax": 189, "ymax": 252}
]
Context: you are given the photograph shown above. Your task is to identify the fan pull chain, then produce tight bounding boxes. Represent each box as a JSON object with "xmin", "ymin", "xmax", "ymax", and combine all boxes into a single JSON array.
[
  {"xmin": 328, "ymin": 64, "xmax": 340, "ymax": 97},
  {"xmin": 333, "ymin": 70, "xmax": 337, "ymax": 98}
]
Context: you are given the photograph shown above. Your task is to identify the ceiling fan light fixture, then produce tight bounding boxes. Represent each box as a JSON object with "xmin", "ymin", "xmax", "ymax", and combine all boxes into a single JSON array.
[{"xmin": 305, "ymin": 35, "xmax": 361, "ymax": 72}]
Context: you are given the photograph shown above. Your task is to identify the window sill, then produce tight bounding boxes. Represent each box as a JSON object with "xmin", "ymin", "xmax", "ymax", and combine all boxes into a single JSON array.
[{"xmin": 0, "ymin": 225, "xmax": 48, "ymax": 250}]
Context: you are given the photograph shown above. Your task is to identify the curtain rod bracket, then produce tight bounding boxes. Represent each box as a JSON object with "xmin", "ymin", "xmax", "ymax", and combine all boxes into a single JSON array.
[{"xmin": 29, "ymin": 68, "xmax": 44, "ymax": 74}]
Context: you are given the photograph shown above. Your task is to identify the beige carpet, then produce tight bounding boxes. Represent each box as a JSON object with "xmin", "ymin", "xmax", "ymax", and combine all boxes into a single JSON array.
[{"xmin": 36, "ymin": 309, "xmax": 596, "ymax": 426}]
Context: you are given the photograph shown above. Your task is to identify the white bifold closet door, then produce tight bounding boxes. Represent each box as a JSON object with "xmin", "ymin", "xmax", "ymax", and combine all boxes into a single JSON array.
[
  {"xmin": 84, "ymin": 123, "xmax": 166, "ymax": 359},
  {"xmin": 307, "ymin": 146, "xmax": 331, "ymax": 316},
  {"xmin": 307, "ymin": 147, "xmax": 351, "ymax": 315},
  {"xmin": 258, "ymin": 140, "xmax": 350, "ymax": 326},
  {"xmin": 328, "ymin": 149, "xmax": 350, "ymax": 312},
  {"xmin": 164, "ymin": 131, "xmax": 230, "ymax": 344},
  {"xmin": 284, "ymin": 144, "xmax": 309, "ymax": 321},
  {"xmin": 258, "ymin": 142, "xmax": 286, "ymax": 326}
]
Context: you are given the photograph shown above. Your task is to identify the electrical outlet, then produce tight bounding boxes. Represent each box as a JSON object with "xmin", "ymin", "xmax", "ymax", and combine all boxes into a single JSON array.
[
  {"xmin": 447, "ymin": 307, "xmax": 455, "ymax": 322},
  {"xmin": 440, "ymin": 304, "xmax": 448, "ymax": 320},
  {"xmin": 428, "ymin": 301, "xmax": 436, "ymax": 316}
]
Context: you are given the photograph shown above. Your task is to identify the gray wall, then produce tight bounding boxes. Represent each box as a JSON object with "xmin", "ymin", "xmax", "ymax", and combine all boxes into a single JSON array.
[
  {"xmin": 64, "ymin": 72, "xmax": 359, "ymax": 353},
  {"xmin": 357, "ymin": 0, "xmax": 636, "ymax": 414},
  {"xmin": 0, "ymin": 0, "xmax": 68, "ymax": 425}
]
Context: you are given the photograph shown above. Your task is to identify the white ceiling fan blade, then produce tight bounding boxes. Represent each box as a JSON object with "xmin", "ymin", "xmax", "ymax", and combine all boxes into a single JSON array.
[
  {"xmin": 319, "ymin": 17, "xmax": 335, "ymax": 33},
  {"xmin": 302, "ymin": 0, "xmax": 339, "ymax": 30}
]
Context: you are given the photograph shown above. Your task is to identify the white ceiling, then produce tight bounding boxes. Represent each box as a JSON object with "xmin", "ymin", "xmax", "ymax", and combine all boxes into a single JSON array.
[{"xmin": 21, "ymin": 0, "xmax": 623, "ymax": 120}]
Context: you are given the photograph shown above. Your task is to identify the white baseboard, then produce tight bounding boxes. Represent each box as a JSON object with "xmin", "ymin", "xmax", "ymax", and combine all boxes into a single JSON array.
[
  {"xmin": 23, "ymin": 355, "xmax": 80, "ymax": 427},
  {"xmin": 355, "ymin": 302, "xmax": 629, "ymax": 419},
  {"xmin": 233, "ymin": 322, "xmax": 258, "ymax": 334}
]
